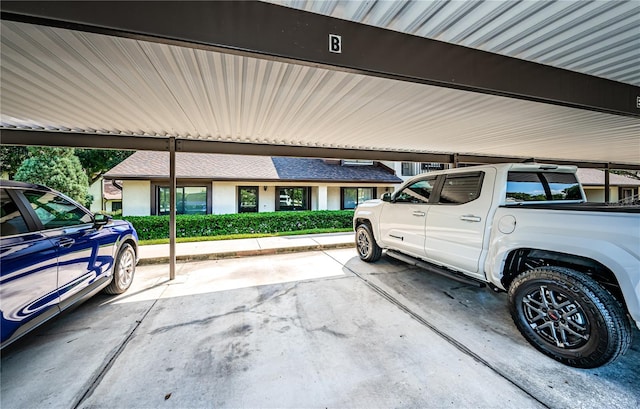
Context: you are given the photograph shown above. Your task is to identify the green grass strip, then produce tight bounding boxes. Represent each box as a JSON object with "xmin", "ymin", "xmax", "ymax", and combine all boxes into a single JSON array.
[{"xmin": 138, "ymin": 227, "xmax": 353, "ymax": 246}]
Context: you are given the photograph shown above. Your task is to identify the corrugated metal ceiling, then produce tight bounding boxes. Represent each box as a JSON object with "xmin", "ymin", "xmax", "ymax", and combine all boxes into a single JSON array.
[
  {"xmin": 1, "ymin": 1, "xmax": 639, "ymax": 167},
  {"xmin": 267, "ymin": 0, "xmax": 640, "ymax": 86}
]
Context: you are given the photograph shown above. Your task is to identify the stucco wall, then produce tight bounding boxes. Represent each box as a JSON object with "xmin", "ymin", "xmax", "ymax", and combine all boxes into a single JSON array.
[
  {"xmin": 88, "ymin": 179, "xmax": 102, "ymax": 213},
  {"xmin": 583, "ymin": 187, "xmax": 619, "ymax": 203},
  {"xmin": 120, "ymin": 181, "xmax": 400, "ymax": 215},
  {"xmin": 260, "ymin": 186, "xmax": 276, "ymax": 212},
  {"xmin": 327, "ymin": 187, "xmax": 341, "ymax": 210},
  {"xmin": 212, "ymin": 182, "xmax": 237, "ymax": 215},
  {"xmin": 122, "ymin": 180, "xmax": 150, "ymax": 216}
]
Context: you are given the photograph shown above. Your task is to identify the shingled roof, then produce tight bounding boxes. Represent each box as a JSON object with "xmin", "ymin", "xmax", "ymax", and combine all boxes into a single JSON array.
[
  {"xmin": 577, "ymin": 169, "xmax": 640, "ymax": 187},
  {"xmin": 105, "ymin": 151, "xmax": 278, "ymax": 180},
  {"xmin": 105, "ymin": 151, "xmax": 402, "ymax": 183},
  {"xmin": 272, "ymin": 157, "xmax": 401, "ymax": 182}
]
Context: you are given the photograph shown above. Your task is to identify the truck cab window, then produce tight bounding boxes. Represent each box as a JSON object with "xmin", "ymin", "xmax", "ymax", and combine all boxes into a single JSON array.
[
  {"xmin": 438, "ymin": 173, "xmax": 483, "ymax": 204},
  {"xmin": 507, "ymin": 172, "xmax": 581, "ymax": 203},
  {"xmin": 394, "ymin": 178, "xmax": 436, "ymax": 204}
]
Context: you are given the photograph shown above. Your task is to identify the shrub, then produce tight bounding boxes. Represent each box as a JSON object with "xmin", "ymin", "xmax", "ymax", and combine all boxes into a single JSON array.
[{"xmin": 123, "ymin": 210, "xmax": 354, "ymax": 241}]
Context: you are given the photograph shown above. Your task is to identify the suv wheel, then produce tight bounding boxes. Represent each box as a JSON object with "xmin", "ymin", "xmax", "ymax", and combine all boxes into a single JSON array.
[{"xmin": 104, "ymin": 243, "xmax": 136, "ymax": 295}]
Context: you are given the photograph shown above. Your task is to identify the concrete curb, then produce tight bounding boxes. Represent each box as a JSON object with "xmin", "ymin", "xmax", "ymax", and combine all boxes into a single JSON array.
[{"xmin": 137, "ymin": 241, "xmax": 355, "ymax": 265}]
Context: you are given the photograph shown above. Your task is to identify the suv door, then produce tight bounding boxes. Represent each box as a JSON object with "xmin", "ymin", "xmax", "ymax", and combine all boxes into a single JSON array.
[
  {"xmin": 0, "ymin": 188, "xmax": 60, "ymax": 344},
  {"xmin": 424, "ymin": 169, "xmax": 495, "ymax": 278},
  {"xmin": 378, "ymin": 176, "xmax": 437, "ymax": 258},
  {"xmin": 21, "ymin": 190, "xmax": 108, "ymax": 308}
]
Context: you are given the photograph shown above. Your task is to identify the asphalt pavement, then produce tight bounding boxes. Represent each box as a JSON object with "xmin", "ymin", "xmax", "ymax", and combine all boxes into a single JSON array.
[{"xmin": 1, "ymin": 234, "xmax": 638, "ymax": 408}]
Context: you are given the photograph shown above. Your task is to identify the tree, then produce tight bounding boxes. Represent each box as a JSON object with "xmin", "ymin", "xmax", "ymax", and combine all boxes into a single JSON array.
[
  {"xmin": 0, "ymin": 146, "xmax": 29, "ymax": 179},
  {"xmin": 15, "ymin": 147, "xmax": 90, "ymax": 206},
  {"xmin": 75, "ymin": 149, "xmax": 134, "ymax": 183}
]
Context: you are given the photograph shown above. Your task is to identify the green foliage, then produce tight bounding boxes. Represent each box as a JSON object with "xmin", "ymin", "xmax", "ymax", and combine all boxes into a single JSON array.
[
  {"xmin": 75, "ymin": 149, "xmax": 134, "ymax": 183},
  {"xmin": 123, "ymin": 210, "xmax": 354, "ymax": 241},
  {"xmin": 0, "ymin": 146, "xmax": 29, "ymax": 178},
  {"xmin": 14, "ymin": 147, "xmax": 90, "ymax": 206}
]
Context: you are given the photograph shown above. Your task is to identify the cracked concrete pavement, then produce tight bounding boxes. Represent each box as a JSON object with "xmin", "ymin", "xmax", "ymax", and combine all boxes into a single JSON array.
[{"xmin": 1, "ymin": 248, "xmax": 638, "ymax": 408}]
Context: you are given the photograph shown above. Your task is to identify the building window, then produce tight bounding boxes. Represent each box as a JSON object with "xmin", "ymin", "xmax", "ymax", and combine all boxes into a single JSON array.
[
  {"xmin": 342, "ymin": 160, "xmax": 374, "ymax": 166},
  {"xmin": 421, "ymin": 162, "xmax": 445, "ymax": 172},
  {"xmin": 341, "ymin": 187, "xmax": 376, "ymax": 209},
  {"xmin": 401, "ymin": 162, "xmax": 415, "ymax": 176},
  {"xmin": 276, "ymin": 187, "xmax": 309, "ymax": 211},
  {"xmin": 158, "ymin": 186, "xmax": 207, "ymax": 215},
  {"xmin": 238, "ymin": 186, "xmax": 259, "ymax": 213}
]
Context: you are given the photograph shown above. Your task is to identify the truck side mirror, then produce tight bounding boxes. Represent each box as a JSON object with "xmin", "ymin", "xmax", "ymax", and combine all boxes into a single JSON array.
[{"xmin": 381, "ymin": 192, "xmax": 392, "ymax": 202}]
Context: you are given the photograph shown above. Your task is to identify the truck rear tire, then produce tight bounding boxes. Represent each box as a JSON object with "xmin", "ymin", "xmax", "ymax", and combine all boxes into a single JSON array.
[
  {"xmin": 356, "ymin": 223, "xmax": 382, "ymax": 262},
  {"xmin": 508, "ymin": 266, "xmax": 631, "ymax": 368}
]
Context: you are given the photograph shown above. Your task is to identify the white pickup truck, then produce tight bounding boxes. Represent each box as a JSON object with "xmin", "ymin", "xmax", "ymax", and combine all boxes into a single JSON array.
[{"xmin": 353, "ymin": 163, "xmax": 639, "ymax": 368}]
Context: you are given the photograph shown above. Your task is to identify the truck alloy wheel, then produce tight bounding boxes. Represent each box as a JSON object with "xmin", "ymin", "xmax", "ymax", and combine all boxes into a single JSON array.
[
  {"xmin": 508, "ymin": 266, "xmax": 631, "ymax": 368},
  {"xmin": 356, "ymin": 224, "xmax": 382, "ymax": 262}
]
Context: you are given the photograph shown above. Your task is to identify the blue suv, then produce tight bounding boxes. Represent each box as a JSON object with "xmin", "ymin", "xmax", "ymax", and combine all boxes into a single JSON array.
[{"xmin": 0, "ymin": 180, "xmax": 139, "ymax": 348}]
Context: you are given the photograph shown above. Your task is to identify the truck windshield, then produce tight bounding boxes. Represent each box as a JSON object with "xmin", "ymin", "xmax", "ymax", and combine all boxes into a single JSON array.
[{"xmin": 506, "ymin": 172, "xmax": 582, "ymax": 203}]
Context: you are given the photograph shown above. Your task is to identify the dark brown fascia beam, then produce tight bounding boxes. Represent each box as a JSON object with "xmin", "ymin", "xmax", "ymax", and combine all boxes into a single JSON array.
[
  {"xmin": 176, "ymin": 138, "xmax": 453, "ymax": 163},
  {"xmin": 0, "ymin": 129, "xmax": 169, "ymax": 151},
  {"xmin": 2, "ymin": 1, "xmax": 639, "ymax": 118},
  {"xmin": 3, "ymin": 129, "xmax": 640, "ymax": 170}
]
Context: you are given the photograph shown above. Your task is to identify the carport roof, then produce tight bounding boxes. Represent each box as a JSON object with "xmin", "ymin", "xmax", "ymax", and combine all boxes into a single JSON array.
[{"xmin": 1, "ymin": 1, "xmax": 639, "ymax": 168}]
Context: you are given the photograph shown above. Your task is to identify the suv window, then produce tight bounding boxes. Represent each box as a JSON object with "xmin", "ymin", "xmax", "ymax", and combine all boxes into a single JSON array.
[
  {"xmin": 439, "ymin": 173, "xmax": 483, "ymax": 204},
  {"xmin": 23, "ymin": 190, "xmax": 92, "ymax": 229},
  {"xmin": 506, "ymin": 172, "xmax": 581, "ymax": 203},
  {"xmin": 0, "ymin": 189, "xmax": 29, "ymax": 236},
  {"xmin": 394, "ymin": 177, "xmax": 436, "ymax": 204}
]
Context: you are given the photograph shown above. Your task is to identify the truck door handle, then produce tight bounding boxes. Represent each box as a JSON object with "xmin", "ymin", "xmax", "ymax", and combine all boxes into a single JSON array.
[
  {"xmin": 460, "ymin": 215, "xmax": 481, "ymax": 222},
  {"xmin": 413, "ymin": 211, "xmax": 426, "ymax": 217}
]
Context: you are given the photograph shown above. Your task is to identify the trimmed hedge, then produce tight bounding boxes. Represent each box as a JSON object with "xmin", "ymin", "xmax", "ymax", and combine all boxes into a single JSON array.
[{"xmin": 123, "ymin": 210, "xmax": 354, "ymax": 241}]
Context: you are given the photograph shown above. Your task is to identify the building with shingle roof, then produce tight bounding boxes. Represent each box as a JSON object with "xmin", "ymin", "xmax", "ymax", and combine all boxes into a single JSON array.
[
  {"xmin": 98, "ymin": 153, "xmax": 640, "ymax": 216},
  {"xmin": 576, "ymin": 168, "xmax": 640, "ymax": 203},
  {"xmin": 103, "ymin": 151, "xmax": 402, "ymax": 216}
]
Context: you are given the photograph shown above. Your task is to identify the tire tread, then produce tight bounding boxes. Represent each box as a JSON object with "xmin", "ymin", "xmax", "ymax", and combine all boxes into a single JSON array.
[{"xmin": 508, "ymin": 266, "xmax": 631, "ymax": 368}]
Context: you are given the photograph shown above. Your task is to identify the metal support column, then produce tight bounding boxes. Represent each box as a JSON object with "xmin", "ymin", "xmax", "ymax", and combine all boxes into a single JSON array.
[
  {"xmin": 452, "ymin": 153, "xmax": 459, "ymax": 169},
  {"xmin": 169, "ymin": 137, "xmax": 176, "ymax": 280},
  {"xmin": 604, "ymin": 165, "xmax": 611, "ymax": 204}
]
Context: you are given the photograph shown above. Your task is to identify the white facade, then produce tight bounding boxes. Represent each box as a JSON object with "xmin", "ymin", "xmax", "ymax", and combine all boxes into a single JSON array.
[
  {"xmin": 88, "ymin": 179, "xmax": 102, "ymax": 212},
  {"xmin": 119, "ymin": 181, "xmax": 398, "ymax": 216},
  {"xmin": 122, "ymin": 180, "xmax": 151, "ymax": 216},
  {"xmin": 583, "ymin": 186, "xmax": 620, "ymax": 203},
  {"xmin": 211, "ymin": 182, "xmax": 237, "ymax": 215}
]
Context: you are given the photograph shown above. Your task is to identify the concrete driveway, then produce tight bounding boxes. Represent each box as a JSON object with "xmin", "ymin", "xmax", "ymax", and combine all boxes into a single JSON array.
[{"xmin": 2, "ymin": 248, "xmax": 638, "ymax": 408}]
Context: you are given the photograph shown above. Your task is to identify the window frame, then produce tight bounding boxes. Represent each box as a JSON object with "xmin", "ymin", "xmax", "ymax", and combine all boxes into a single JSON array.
[
  {"xmin": 392, "ymin": 176, "xmax": 438, "ymax": 205},
  {"xmin": 21, "ymin": 189, "xmax": 93, "ymax": 230},
  {"xmin": 436, "ymin": 172, "xmax": 485, "ymax": 205},
  {"xmin": 505, "ymin": 171, "xmax": 583, "ymax": 204},
  {"xmin": 238, "ymin": 186, "xmax": 259, "ymax": 213},
  {"xmin": 401, "ymin": 162, "xmax": 415, "ymax": 177},
  {"xmin": 275, "ymin": 186, "xmax": 310, "ymax": 211},
  {"xmin": 0, "ymin": 188, "xmax": 32, "ymax": 236},
  {"xmin": 152, "ymin": 183, "xmax": 211, "ymax": 216},
  {"xmin": 340, "ymin": 187, "xmax": 377, "ymax": 210}
]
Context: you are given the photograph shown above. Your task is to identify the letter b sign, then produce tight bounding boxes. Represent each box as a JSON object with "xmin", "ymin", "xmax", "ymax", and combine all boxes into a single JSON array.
[{"xmin": 329, "ymin": 34, "xmax": 342, "ymax": 53}]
